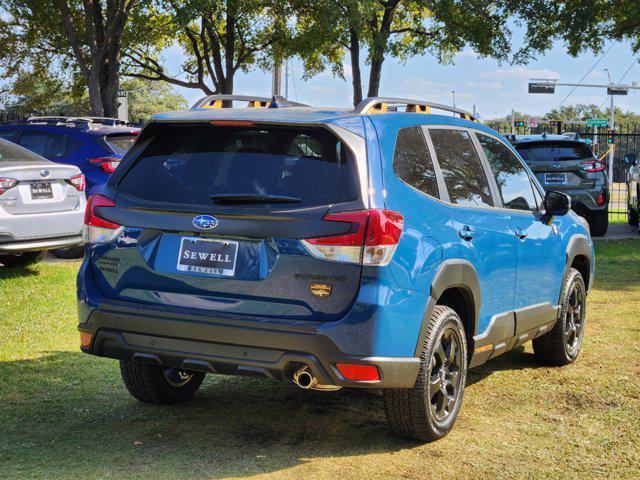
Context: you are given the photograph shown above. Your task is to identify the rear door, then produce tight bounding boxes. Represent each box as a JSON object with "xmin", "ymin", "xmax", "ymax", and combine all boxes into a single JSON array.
[
  {"xmin": 516, "ymin": 141, "xmax": 597, "ymax": 190},
  {"xmin": 426, "ymin": 127, "xmax": 516, "ymax": 334},
  {"xmin": 93, "ymin": 123, "xmax": 366, "ymax": 321}
]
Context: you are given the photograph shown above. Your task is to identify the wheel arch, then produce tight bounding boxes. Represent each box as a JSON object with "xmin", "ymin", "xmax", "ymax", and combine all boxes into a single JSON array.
[
  {"xmin": 414, "ymin": 260, "xmax": 480, "ymax": 358},
  {"xmin": 564, "ymin": 234, "xmax": 593, "ymax": 296}
]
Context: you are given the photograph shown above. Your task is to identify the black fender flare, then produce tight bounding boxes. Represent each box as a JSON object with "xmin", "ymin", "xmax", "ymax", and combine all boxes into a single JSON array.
[
  {"xmin": 563, "ymin": 234, "xmax": 592, "ymax": 297},
  {"xmin": 414, "ymin": 259, "xmax": 481, "ymax": 356}
]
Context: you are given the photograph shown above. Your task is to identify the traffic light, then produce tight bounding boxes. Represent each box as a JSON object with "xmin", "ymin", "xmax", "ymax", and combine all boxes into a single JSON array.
[
  {"xmin": 515, "ymin": 120, "xmax": 525, "ymax": 127},
  {"xmin": 606, "ymin": 129, "xmax": 615, "ymax": 144}
]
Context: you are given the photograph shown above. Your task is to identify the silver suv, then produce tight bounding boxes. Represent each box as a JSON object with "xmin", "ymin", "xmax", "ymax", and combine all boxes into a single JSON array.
[
  {"xmin": 509, "ymin": 134, "xmax": 609, "ymax": 236},
  {"xmin": 0, "ymin": 138, "xmax": 85, "ymax": 267}
]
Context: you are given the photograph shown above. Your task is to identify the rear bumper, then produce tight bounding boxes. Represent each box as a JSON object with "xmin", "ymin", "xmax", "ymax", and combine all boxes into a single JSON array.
[
  {"xmin": 0, "ymin": 234, "xmax": 83, "ymax": 252},
  {"xmin": 78, "ymin": 304, "xmax": 421, "ymax": 389}
]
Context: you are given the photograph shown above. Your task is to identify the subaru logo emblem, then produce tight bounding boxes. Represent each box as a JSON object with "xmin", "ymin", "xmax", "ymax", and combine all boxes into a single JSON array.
[
  {"xmin": 193, "ymin": 214, "xmax": 218, "ymax": 230},
  {"xmin": 40, "ymin": 169, "xmax": 50, "ymax": 177},
  {"xmin": 552, "ymin": 162, "xmax": 561, "ymax": 169}
]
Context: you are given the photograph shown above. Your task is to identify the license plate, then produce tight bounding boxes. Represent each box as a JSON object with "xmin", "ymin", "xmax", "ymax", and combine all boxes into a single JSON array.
[
  {"xmin": 544, "ymin": 173, "xmax": 567, "ymax": 185},
  {"xmin": 30, "ymin": 182, "xmax": 53, "ymax": 200},
  {"xmin": 177, "ymin": 237, "xmax": 238, "ymax": 276}
]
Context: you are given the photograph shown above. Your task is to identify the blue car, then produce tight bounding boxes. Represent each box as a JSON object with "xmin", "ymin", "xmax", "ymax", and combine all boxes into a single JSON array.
[
  {"xmin": 0, "ymin": 117, "xmax": 139, "ymax": 195},
  {"xmin": 77, "ymin": 95, "xmax": 594, "ymax": 441}
]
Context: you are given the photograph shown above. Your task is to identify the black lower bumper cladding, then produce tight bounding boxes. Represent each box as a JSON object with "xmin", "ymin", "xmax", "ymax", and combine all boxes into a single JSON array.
[{"xmin": 80, "ymin": 306, "xmax": 420, "ymax": 389}]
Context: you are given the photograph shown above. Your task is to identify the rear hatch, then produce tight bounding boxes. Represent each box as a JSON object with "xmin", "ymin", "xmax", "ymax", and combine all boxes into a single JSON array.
[
  {"xmin": 515, "ymin": 140, "xmax": 598, "ymax": 190},
  {"xmin": 0, "ymin": 141, "xmax": 82, "ymax": 215},
  {"xmin": 92, "ymin": 122, "xmax": 364, "ymax": 321}
]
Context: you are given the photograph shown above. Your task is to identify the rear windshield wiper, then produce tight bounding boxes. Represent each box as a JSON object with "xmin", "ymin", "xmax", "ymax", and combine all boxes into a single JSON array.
[{"xmin": 210, "ymin": 193, "xmax": 302, "ymax": 204}]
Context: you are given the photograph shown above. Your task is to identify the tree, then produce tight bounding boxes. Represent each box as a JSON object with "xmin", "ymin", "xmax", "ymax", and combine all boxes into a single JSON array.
[
  {"xmin": 122, "ymin": 78, "xmax": 187, "ymax": 122},
  {"xmin": 293, "ymin": 0, "xmax": 514, "ymax": 105},
  {"xmin": 124, "ymin": 0, "xmax": 291, "ymax": 96},
  {"xmin": 503, "ymin": 0, "xmax": 640, "ymax": 61},
  {"xmin": 0, "ymin": 0, "xmax": 167, "ymax": 116}
]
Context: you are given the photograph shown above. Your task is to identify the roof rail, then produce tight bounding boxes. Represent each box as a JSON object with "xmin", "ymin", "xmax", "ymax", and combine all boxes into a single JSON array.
[
  {"xmin": 353, "ymin": 97, "xmax": 478, "ymax": 121},
  {"xmin": 191, "ymin": 94, "xmax": 309, "ymax": 110},
  {"xmin": 26, "ymin": 116, "xmax": 127, "ymax": 127}
]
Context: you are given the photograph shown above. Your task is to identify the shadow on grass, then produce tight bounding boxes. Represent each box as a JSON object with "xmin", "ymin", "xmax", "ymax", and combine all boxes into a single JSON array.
[
  {"xmin": 0, "ymin": 346, "xmax": 553, "ymax": 478},
  {"xmin": 0, "ymin": 351, "xmax": 408, "ymax": 478},
  {"xmin": 0, "ymin": 265, "xmax": 39, "ymax": 280}
]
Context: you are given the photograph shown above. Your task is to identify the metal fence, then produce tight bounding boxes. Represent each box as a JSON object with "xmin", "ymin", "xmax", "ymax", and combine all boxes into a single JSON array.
[{"xmin": 498, "ymin": 122, "xmax": 640, "ymax": 222}]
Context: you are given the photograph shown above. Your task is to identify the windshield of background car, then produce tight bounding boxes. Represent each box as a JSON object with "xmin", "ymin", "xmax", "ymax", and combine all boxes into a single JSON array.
[
  {"xmin": 117, "ymin": 124, "xmax": 359, "ymax": 208},
  {"xmin": 0, "ymin": 138, "xmax": 46, "ymax": 162},
  {"xmin": 515, "ymin": 141, "xmax": 594, "ymax": 162}
]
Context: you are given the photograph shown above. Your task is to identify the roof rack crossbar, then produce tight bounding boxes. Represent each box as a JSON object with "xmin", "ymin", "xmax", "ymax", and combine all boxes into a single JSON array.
[
  {"xmin": 191, "ymin": 94, "xmax": 309, "ymax": 110},
  {"xmin": 353, "ymin": 97, "xmax": 478, "ymax": 121}
]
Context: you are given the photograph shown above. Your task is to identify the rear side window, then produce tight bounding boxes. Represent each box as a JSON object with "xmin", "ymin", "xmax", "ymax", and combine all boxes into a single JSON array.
[
  {"xmin": 118, "ymin": 125, "xmax": 358, "ymax": 208},
  {"xmin": 18, "ymin": 130, "xmax": 67, "ymax": 159},
  {"xmin": 429, "ymin": 129, "xmax": 493, "ymax": 207},
  {"xmin": 104, "ymin": 134, "xmax": 138, "ymax": 155},
  {"xmin": 392, "ymin": 126, "xmax": 439, "ymax": 198},
  {"xmin": 0, "ymin": 129, "xmax": 21, "ymax": 142},
  {"xmin": 478, "ymin": 134, "xmax": 538, "ymax": 212},
  {"xmin": 515, "ymin": 141, "xmax": 594, "ymax": 163}
]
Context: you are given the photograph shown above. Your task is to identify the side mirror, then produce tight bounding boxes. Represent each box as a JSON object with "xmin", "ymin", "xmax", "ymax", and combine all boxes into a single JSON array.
[
  {"xmin": 544, "ymin": 190, "xmax": 571, "ymax": 217},
  {"xmin": 624, "ymin": 153, "xmax": 636, "ymax": 165}
]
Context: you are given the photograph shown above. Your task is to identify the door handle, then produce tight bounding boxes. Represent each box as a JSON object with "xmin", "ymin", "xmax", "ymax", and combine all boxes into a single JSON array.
[
  {"xmin": 514, "ymin": 228, "xmax": 527, "ymax": 239},
  {"xmin": 458, "ymin": 225, "xmax": 474, "ymax": 240}
]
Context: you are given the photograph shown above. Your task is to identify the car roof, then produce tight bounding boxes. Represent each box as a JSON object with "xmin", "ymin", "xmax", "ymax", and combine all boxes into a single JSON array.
[
  {"xmin": 0, "ymin": 122, "xmax": 138, "ymax": 137},
  {"xmin": 152, "ymin": 106, "xmax": 505, "ymax": 139}
]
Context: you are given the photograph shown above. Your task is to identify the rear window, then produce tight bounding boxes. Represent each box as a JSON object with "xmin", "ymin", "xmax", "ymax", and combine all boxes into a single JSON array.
[
  {"xmin": 515, "ymin": 141, "xmax": 593, "ymax": 163},
  {"xmin": 104, "ymin": 134, "xmax": 138, "ymax": 155},
  {"xmin": 117, "ymin": 125, "xmax": 358, "ymax": 208}
]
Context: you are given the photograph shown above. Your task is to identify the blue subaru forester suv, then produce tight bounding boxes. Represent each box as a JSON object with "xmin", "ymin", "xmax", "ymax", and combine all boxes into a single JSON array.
[{"xmin": 77, "ymin": 95, "xmax": 594, "ymax": 441}]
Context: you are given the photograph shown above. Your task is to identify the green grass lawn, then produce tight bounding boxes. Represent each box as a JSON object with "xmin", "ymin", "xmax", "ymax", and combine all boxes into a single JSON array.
[{"xmin": 1, "ymin": 242, "xmax": 639, "ymax": 479}]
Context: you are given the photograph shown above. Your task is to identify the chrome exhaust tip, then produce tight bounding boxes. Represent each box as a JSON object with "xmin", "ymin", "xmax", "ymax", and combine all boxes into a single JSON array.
[{"xmin": 292, "ymin": 365, "xmax": 341, "ymax": 391}]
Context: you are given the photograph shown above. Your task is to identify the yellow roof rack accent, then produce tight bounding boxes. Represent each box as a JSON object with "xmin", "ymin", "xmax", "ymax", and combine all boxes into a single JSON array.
[
  {"xmin": 354, "ymin": 97, "xmax": 478, "ymax": 122},
  {"xmin": 191, "ymin": 95, "xmax": 308, "ymax": 110}
]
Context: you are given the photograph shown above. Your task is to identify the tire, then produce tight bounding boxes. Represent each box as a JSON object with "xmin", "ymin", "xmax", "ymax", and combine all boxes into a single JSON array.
[
  {"xmin": 533, "ymin": 268, "xmax": 586, "ymax": 366},
  {"xmin": 51, "ymin": 246, "xmax": 84, "ymax": 259},
  {"xmin": 589, "ymin": 208, "xmax": 608, "ymax": 237},
  {"xmin": 0, "ymin": 250, "xmax": 47, "ymax": 268},
  {"xmin": 119, "ymin": 360, "xmax": 205, "ymax": 405},
  {"xmin": 383, "ymin": 305, "xmax": 467, "ymax": 442}
]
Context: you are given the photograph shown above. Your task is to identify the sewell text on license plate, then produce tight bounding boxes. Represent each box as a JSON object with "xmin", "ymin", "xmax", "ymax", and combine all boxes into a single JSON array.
[
  {"xmin": 177, "ymin": 237, "xmax": 238, "ymax": 276},
  {"xmin": 30, "ymin": 182, "xmax": 53, "ymax": 200},
  {"xmin": 545, "ymin": 173, "xmax": 567, "ymax": 185}
]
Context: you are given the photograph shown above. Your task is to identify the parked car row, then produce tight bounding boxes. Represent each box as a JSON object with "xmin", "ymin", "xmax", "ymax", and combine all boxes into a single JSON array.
[{"xmin": 0, "ymin": 117, "xmax": 138, "ymax": 266}]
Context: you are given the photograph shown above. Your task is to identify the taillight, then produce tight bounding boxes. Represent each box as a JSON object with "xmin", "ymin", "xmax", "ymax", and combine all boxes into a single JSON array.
[
  {"xmin": 580, "ymin": 160, "xmax": 606, "ymax": 172},
  {"xmin": 88, "ymin": 157, "xmax": 121, "ymax": 173},
  {"xmin": 0, "ymin": 178, "xmax": 18, "ymax": 195},
  {"xmin": 68, "ymin": 173, "xmax": 85, "ymax": 191},
  {"xmin": 301, "ymin": 209, "xmax": 404, "ymax": 266},
  {"xmin": 84, "ymin": 194, "xmax": 123, "ymax": 244}
]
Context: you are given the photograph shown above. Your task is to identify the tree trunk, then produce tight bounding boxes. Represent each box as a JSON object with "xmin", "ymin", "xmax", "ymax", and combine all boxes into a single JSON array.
[
  {"xmin": 87, "ymin": 71, "xmax": 104, "ymax": 116},
  {"xmin": 366, "ymin": 4, "xmax": 396, "ymax": 98},
  {"xmin": 349, "ymin": 27, "xmax": 363, "ymax": 106}
]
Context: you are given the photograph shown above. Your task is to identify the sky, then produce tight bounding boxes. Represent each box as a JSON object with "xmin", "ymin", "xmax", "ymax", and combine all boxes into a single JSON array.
[{"xmin": 163, "ymin": 39, "xmax": 640, "ymax": 121}]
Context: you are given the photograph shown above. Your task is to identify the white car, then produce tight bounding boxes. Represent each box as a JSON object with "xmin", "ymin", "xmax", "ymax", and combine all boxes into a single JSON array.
[{"xmin": 0, "ymin": 138, "xmax": 86, "ymax": 267}]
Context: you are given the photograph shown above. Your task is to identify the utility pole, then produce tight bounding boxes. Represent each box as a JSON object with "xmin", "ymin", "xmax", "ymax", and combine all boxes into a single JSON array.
[{"xmin": 272, "ymin": 63, "xmax": 282, "ymax": 96}]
